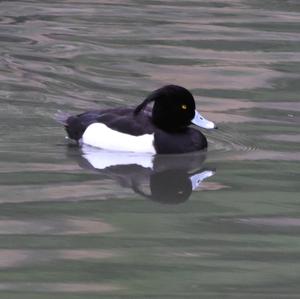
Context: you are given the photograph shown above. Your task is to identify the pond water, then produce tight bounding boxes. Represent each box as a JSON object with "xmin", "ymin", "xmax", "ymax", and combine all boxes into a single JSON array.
[{"xmin": 0, "ymin": 0, "xmax": 300, "ymax": 298}]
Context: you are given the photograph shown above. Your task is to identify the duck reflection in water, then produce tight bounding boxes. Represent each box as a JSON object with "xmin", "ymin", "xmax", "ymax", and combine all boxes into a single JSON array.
[{"xmin": 77, "ymin": 145, "xmax": 215, "ymax": 204}]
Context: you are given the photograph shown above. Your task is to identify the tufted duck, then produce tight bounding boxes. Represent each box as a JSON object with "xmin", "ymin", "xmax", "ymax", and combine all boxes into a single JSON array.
[{"xmin": 56, "ymin": 85, "xmax": 216, "ymax": 154}]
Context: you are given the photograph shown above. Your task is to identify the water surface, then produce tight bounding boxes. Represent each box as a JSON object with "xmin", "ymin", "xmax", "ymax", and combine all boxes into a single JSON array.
[{"xmin": 0, "ymin": 0, "xmax": 300, "ymax": 298}]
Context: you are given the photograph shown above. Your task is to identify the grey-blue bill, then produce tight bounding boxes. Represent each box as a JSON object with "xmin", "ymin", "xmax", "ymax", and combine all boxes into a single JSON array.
[{"xmin": 191, "ymin": 110, "xmax": 217, "ymax": 129}]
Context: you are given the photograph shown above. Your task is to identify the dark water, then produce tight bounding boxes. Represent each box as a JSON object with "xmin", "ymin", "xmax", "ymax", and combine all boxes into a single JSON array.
[{"xmin": 0, "ymin": 0, "xmax": 300, "ymax": 298}]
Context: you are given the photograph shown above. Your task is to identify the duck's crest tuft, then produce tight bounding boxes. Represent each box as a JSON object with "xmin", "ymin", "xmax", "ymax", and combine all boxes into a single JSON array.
[{"xmin": 54, "ymin": 110, "xmax": 71, "ymax": 125}]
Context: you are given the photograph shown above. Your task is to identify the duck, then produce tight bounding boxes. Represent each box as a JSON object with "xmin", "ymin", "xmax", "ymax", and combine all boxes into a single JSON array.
[{"xmin": 56, "ymin": 85, "xmax": 216, "ymax": 154}]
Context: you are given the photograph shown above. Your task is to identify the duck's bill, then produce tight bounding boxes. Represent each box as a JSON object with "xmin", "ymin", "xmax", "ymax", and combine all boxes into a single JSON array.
[{"xmin": 191, "ymin": 110, "xmax": 216, "ymax": 129}]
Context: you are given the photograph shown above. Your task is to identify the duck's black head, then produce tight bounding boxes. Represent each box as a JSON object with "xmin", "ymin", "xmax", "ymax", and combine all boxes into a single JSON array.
[{"xmin": 135, "ymin": 85, "xmax": 196, "ymax": 131}]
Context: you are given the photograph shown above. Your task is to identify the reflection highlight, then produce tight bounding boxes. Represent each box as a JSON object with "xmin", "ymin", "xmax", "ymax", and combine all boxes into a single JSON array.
[{"xmin": 77, "ymin": 145, "xmax": 216, "ymax": 204}]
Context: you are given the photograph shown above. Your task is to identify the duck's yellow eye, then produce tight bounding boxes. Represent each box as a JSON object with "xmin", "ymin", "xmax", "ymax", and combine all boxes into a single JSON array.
[{"xmin": 181, "ymin": 104, "xmax": 187, "ymax": 110}]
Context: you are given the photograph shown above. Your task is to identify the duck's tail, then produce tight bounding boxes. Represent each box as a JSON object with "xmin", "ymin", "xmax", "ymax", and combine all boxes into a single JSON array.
[{"xmin": 54, "ymin": 110, "xmax": 71, "ymax": 126}]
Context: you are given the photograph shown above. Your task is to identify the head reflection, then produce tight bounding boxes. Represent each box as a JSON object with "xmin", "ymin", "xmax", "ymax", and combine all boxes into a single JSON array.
[
  {"xmin": 78, "ymin": 145, "xmax": 215, "ymax": 204},
  {"xmin": 141, "ymin": 170, "xmax": 194, "ymax": 204}
]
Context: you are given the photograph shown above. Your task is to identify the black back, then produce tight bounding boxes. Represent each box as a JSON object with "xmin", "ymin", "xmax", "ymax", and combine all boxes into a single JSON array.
[{"xmin": 65, "ymin": 107, "xmax": 155, "ymax": 140}]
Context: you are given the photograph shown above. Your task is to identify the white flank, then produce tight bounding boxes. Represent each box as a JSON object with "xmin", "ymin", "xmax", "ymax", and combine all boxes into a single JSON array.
[
  {"xmin": 82, "ymin": 123, "xmax": 156, "ymax": 153},
  {"xmin": 82, "ymin": 145, "xmax": 154, "ymax": 169}
]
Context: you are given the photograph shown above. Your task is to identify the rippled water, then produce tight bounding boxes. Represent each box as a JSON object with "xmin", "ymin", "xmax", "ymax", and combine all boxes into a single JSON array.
[{"xmin": 0, "ymin": 0, "xmax": 300, "ymax": 298}]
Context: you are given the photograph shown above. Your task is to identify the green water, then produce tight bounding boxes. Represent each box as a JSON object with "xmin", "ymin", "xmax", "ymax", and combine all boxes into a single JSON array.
[{"xmin": 0, "ymin": 0, "xmax": 300, "ymax": 298}]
